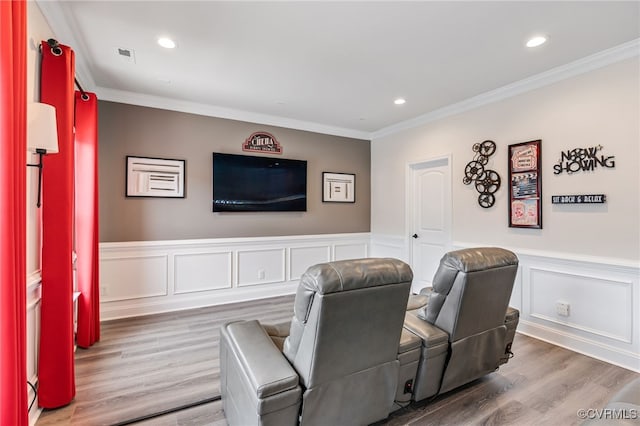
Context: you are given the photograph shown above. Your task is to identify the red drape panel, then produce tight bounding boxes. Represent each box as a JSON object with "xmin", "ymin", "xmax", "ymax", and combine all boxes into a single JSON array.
[
  {"xmin": 38, "ymin": 41, "xmax": 76, "ymax": 408},
  {"xmin": 74, "ymin": 91, "xmax": 100, "ymax": 348},
  {"xmin": 0, "ymin": 1, "xmax": 28, "ymax": 424}
]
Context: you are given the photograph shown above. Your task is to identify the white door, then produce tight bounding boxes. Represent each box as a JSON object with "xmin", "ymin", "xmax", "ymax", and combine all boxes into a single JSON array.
[{"xmin": 409, "ymin": 157, "xmax": 452, "ymax": 294}]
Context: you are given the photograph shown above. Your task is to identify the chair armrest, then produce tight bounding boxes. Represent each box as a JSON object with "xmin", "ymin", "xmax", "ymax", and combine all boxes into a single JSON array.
[
  {"xmin": 403, "ymin": 312, "xmax": 449, "ymax": 347},
  {"xmin": 222, "ymin": 320, "xmax": 299, "ymax": 398},
  {"xmin": 262, "ymin": 320, "xmax": 291, "ymax": 351}
]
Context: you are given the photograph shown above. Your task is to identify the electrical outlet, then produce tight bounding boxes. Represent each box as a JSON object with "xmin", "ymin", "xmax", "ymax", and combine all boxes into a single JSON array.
[
  {"xmin": 258, "ymin": 269, "xmax": 265, "ymax": 280},
  {"xmin": 556, "ymin": 302, "xmax": 570, "ymax": 317},
  {"xmin": 100, "ymin": 286, "xmax": 107, "ymax": 297}
]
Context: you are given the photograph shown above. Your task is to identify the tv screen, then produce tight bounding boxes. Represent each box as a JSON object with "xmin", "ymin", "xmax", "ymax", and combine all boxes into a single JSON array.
[{"xmin": 212, "ymin": 153, "xmax": 307, "ymax": 212}]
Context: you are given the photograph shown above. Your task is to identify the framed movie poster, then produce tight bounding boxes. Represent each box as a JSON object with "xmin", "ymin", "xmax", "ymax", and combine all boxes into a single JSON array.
[{"xmin": 508, "ymin": 140, "xmax": 542, "ymax": 228}]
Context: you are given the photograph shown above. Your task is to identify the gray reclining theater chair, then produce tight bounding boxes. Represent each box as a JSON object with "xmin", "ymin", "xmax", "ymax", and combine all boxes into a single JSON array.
[
  {"xmin": 403, "ymin": 247, "xmax": 520, "ymax": 401},
  {"xmin": 219, "ymin": 258, "xmax": 412, "ymax": 426}
]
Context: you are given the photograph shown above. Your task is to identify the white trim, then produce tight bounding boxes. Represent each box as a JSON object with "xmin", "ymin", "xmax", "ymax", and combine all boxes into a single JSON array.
[
  {"xmin": 527, "ymin": 266, "xmax": 633, "ymax": 344},
  {"xmin": 101, "ymin": 282, "xmax": 299, "ymax": 321},
  {"xmin": 96, "ymin": 87, "xmax": 371, "ymax": 140},
  {"xmin": 99, "ymin": 233, "xmax": 370, "ymax": 320},
  {"xmin": 37, "ymin": 0, "xmax": 639, "ymax": 142},
  {"xmin": 237, "ymin": 248, "xmax": 286, "ymax": 287},
  {"xmin": 518, "ymin": 321, "xmax": 639, "ymax": 373},
  {"xmin": 173, "ymin": 251, "xmax": 233, "ymax": 295},
  {"xmin": 452, "ymin": 241, "xmax": 640, "ymax": 270},
  {"xmin": 100, "ymin": 232, "xmax": 370, "ymax": 250},
  {"xmin": 371, "ymin": 39, "xmax": 640, "ymax": 139},
  {"xmin": 452, "ymin": 240, "xmax": 639, "ymax": 372},
  {"xmin": 370, "ymin": 234, "xmax": 409, "ymax": 262},
  {"xmin": 372, "ymin": 235, "xmax": 640, "ymax": 371}
]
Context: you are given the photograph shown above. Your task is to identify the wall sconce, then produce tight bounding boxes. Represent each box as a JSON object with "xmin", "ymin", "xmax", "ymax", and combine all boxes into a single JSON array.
[{"xmin": 27, "ymin": 103, "xmax": 59, "ymax": 208}]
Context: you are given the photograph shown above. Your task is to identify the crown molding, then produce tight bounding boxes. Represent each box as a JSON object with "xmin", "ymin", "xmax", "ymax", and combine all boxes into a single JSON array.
[
  {"xmin": 34, "ymin": 0, "xmax": 638, "ymax": 142},
  {"xmin": 370, "ymin": 38, "xmax": 640, "ymax": 140},
  {"xmin": 96, "ymin": 87, "xmax": 371, "ymax": 140}
]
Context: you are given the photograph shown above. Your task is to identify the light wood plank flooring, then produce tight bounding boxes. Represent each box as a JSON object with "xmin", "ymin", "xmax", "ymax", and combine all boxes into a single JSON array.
[{"xmin": 37, "ymin": 296, "xmax": 638, "ymax": 425}]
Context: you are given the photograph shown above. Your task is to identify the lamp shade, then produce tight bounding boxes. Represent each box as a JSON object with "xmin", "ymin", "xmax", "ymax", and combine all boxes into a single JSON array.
[{"xmin": 27, "ymin": 102, "xmax": 59, "ymax": 153}]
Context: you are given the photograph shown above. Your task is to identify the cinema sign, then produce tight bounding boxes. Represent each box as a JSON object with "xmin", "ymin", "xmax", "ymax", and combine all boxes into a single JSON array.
[{"xmin": 242, "ymin": 131, "xmax": 282, "ymax": 154}]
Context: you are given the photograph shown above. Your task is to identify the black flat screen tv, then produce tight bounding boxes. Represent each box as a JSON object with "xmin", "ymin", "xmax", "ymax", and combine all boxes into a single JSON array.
[{"xmin": 212, "ymin": 153, "xmax": 307, "ymax": 212}]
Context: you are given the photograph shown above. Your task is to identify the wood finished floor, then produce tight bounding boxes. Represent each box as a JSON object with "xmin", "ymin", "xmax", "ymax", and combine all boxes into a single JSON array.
[{"xmin": 37, "ymin": 295, "xmax": 638, "ymax": 426}]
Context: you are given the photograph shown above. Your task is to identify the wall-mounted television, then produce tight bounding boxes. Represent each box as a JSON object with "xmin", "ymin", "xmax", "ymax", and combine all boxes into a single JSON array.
[{"xmin": 212, "ymin": 153, "xmax": 307, "ymax": 212}]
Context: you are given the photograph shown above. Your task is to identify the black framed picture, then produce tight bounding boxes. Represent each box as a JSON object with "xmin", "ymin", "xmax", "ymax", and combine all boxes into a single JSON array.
[{"xmin": 322, "ymin": 172, "xmax": 355, "ymax": 203}]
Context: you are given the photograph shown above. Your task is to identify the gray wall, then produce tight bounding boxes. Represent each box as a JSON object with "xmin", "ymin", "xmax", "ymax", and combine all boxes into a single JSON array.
[{"xmin": 98, "ymin": 101, "xmax": 371, "ymax": 242}]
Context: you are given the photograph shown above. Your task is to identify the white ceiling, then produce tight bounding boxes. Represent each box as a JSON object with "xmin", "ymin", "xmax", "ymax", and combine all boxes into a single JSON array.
[{"xmin": 38, "ymin": 1, "xmax": 639, "ymax": 139}]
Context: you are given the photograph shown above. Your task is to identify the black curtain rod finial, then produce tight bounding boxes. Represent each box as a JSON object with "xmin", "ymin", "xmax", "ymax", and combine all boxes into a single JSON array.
[
  {"xmin": 47, "ymin": 38, "xmax": 63, "ymax": 56},
  {"xmin": 44, "ymin": 39, "xmax": 89, "ymax": 100}
]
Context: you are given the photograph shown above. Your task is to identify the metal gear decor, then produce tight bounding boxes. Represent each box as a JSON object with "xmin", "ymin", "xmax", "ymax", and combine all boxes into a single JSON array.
[{"xmin": 463, "ymin": 140, "xmax": 501, "ymax": 208}]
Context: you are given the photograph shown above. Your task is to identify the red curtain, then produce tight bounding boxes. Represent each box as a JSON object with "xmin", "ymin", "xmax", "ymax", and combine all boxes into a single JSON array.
[
  {"xmin": 0, "ymin": 0, "xmax": 28, "ymax": 424},
  {"xmin": 38, "ymin": 40, "xmax": 76, "ymax": 408},
  {"xmin": 74, "ymin": 91, "xmax": 100, "ymax": 348}
]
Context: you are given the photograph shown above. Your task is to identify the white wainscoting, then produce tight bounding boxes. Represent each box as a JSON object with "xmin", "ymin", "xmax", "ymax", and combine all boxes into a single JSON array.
[
  {"xmin": 370, "ymin": 234, "xmax": 409, "ymax": 261},
  {"xmin": 99, "ymin": 233, "xmax": 370, "ymax": 320},
  {"xmin": 370, "ymin": 235, "xmax": 640, "ymax": 372},
  {"xmin": 26, "ymin": 271, "xmax": 42, "ymax": 426}
]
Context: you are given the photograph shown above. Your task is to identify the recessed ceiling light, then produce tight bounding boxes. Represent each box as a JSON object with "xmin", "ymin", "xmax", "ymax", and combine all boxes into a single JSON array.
[
  {"xmin": 394, "ymin": 98, "xmax": 406, "ymax": 105},
  {"xmin": 158, "ymin": 37, "xmax": 176, "ymax": 49},
  {"xmin": 526, "ymin": 36, "xmax": 547, "ymax": 48}
]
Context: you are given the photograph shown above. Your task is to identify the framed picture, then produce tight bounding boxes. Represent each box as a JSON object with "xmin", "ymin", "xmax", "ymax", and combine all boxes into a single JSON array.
[
  {"xmin": 323, "ymin": 172, "xmax": 355, "ymax": 203},
  {"xmin": 508, "ymin": 140, "xmax": 542, "ymax": 228},
  {"xmin": 126, "ymin": 156, "xmax": 185, "ymax": 198}
]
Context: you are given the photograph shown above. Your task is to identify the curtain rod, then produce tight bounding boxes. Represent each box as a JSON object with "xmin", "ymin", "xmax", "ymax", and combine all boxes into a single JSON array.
[{"xmin": 46, "ymin": 38, "xmax": 89, "ymax": 100}]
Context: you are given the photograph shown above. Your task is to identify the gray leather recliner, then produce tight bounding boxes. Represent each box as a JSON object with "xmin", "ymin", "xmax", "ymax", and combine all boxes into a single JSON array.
[
  {"xmin": 403, "ymin": 247, "xmax": 520, "ymax": 401},
  {"xmin": 220, "ymin": 258, "xmax": 413, "ymax": 426}
]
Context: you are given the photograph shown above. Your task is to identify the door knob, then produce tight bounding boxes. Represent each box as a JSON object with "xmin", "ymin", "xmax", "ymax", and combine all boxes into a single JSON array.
[{"xmin": 412, "ymin": 234, "xmax": 418, "ymax": 239}]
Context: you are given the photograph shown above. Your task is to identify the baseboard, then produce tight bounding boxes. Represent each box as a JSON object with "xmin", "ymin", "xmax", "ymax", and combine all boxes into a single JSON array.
[
  {"xmin": 101, "ymin": 281, "xmax": 298, "ymax": 321},
  {"xmin": 518, "ymin": 321, "xmax": 640, "ymax": 373}
]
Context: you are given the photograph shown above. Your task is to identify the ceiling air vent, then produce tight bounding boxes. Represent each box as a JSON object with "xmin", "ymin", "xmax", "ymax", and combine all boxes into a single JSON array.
[{"xmin": 115, "ymin": 47, "xmax": 136, "ymax": 64}]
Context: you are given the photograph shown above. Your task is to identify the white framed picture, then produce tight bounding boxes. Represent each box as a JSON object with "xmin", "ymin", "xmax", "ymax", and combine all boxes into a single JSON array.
[{"xmin": 322, "ymin": 172, "xmax": 355, "ymax": 203}]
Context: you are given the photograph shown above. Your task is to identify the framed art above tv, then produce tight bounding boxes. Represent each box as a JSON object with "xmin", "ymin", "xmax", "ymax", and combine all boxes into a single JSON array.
[{"xmin": 212, "ymin": 152, "xmax": 307, "ymax": 212}]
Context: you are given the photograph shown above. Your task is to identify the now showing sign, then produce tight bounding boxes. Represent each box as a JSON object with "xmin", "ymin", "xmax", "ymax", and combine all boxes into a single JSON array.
[{"xmin": 551, "ymin": 194, "xmax": 606, "ymax": 204}]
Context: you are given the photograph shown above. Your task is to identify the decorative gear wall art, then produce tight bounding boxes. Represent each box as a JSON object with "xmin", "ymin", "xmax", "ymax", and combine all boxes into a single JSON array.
[{"xmin": 463, "ymin": 140, "xmax": 501, "ymax": 208}]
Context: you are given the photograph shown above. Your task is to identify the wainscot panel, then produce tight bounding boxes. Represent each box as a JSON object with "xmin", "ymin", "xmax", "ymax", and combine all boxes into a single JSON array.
[
  {"xmin": 454, "ymin": 241, "xmax": 640, "ymax": 373},
  {"xmin": 99, "ymin": 233, "xmax": 370, "ymax": 320},
  {"xmin": 370, "ymin": 234, "xmax": 409, "ymax": 261},
  {"xmin": 528, "ymin": 267, "xmax": 632, "ymax": 343},
  {"xmin": 371, "ymin": 235, "xmax": 639, "ymax": 371},
  {"xmin": 334, "ymin": 243, "xmax": 368, "ymax": 261},
  {"xmin": 237, "ymin": 248, "xmax": 286, "ymax": 287},
  {"xmin": 174, "ymin": 251, "xmax": 232, "ymax": 294},
  {"xmin": 100, "ymin": 255, "xmax": 169, "ymax": 301},
  {"xmin": 290, "ymin": 246, "xmax": 331, "ymax": 280}
]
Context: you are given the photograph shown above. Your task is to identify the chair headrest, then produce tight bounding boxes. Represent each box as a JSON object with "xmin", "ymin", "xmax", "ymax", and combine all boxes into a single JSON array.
[
  {"xmin": 299, "ymin": 257, "xmax": 413, "ymax": 295},
  {"xmin": 441, "ymin": 247, "xmax": 518, "ymax": 273}
]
